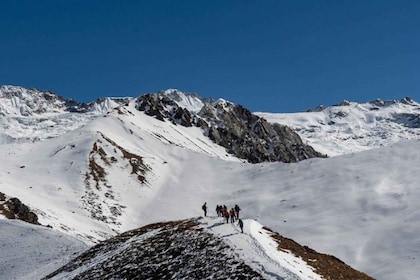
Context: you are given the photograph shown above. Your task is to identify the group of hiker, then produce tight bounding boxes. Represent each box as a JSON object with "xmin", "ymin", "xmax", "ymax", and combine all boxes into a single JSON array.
[{"xmin": 202, "ymin": 202, "xmax": 244, "ymax": 233}]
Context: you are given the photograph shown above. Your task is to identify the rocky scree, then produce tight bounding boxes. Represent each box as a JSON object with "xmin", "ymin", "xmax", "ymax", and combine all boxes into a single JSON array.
[{"xmin": 43, "ymin": 218, "xmax": 264, "ymax": 280}]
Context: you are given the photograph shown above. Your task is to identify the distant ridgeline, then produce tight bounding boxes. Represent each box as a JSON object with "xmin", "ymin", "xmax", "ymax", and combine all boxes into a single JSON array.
[
  {"xmin": 0, "ymin": 86, "xmax": 325, "ymax": 163},
  {"xmin": 136, "ymin": 91, "xmax": 326, "ymax": 163}
]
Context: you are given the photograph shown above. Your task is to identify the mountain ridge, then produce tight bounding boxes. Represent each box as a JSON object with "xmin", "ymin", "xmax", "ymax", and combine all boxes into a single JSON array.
[
  {"xmin": 0, "ymin": 85, "xmax": 325, "ymax": 163},
  {"xmin": 42, "ymin": 217, "xmax": 374, "ymax": 280}
]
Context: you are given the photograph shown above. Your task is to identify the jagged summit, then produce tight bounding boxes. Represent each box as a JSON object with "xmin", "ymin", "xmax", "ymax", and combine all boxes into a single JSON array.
[
  {"xmin": 156, "ymin": 88, "xmax": 207, "ymax": 113},
  {"xmin": 0, "ymin": 86, "xmax": 130, "ymax": 144},
  {"xmin": 0, "ymin": 85, "xmax": 130, "ymax": 116},
  {"xmin": 0, "ymin": 85, "xmax": 71, "ymax": 116}
]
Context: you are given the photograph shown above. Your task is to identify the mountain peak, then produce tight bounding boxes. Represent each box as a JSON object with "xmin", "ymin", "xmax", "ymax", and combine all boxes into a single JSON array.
[
  {"xmin": 156, "ymin": 89, "xmax": 206, "ymax": 113},
  {"xmin": 0, "ymin": 85, "xmax": 69, "ymax": 116}
]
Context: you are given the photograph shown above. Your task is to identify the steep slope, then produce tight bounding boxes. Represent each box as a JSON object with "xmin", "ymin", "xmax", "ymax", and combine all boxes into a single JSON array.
[
  {"xmin": 43, "ymin": 217, "xmax": 373, "ymax": 280},
  {"xmin": 0, "ymin": 99, "xmax": 242, "ymax": 242},
  {"xmin": 257, "ymin": 97, "xmax": 420, "ymax": 156}
]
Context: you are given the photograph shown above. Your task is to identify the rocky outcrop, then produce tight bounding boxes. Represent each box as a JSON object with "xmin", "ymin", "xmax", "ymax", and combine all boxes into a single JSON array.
[
  {"xmin": 204, "ymin": 103, "xmax": 325, "ymax": 163},
  {"xmin": 136, "ymin": 93, "xmax": 326, "ymax": 163},
  {"xmin": 0, "ymin": 193, "xmax": 40, "ymax": 225},
  {"xmin": 136, "ymin": 93, "xmax": 193, "ymax": 126}
]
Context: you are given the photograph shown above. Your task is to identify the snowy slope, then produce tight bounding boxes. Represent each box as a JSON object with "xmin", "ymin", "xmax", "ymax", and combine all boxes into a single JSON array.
[
  {"xmin": 0, "ymin": 100, "xmax": 240, "ymax": 241},
  {"xmin": 0, "ymin": 219, "xmax": 87, "ymax": 280},
  {"xmin": 1, "ymin": 88, "xmax": 420, "ymax": 279},
  {"xmin": 202, "ymin": 217, "xmax": 323, "ymax": 280},
  {"xmin": 257, "ymin": 98, "xmax": 420, "ymax": 156}
]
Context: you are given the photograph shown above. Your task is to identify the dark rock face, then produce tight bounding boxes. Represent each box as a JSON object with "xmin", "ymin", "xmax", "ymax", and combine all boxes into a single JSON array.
[
  {"xmin": 44, "ymin": 219, "xmax": 264, "ymax": 280},
  {"xmin": 393, "ymin": 113, "xmax": 420, "ymax": 128},
  {"xmin": 0, "ymin": 194, "xmax": 40, "ymax": 225},
  {"xmin": 136, "ymin": 93, "xmax": 326, "ymax": 163},
  {"xmin": 205, "ymin": 104, "xmax": 325, "ymax": 163},
  {"xmin": 136, "ymin": 94, "xmax": 193, "ymax": 126}
]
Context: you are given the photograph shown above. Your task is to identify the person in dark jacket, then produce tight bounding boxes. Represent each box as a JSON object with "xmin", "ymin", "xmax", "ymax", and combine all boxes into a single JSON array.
[
  {"xmin": 202, "ymin": 202, "xmax": 207, "ymax": 217},
  {"xmin": 237, "ymin": 218, "xmax": 244, "ymax": 233},
  {"xmin": 234, "ymin": 204, "xmax": 241, "ymax": 219},
  {"xmin": 216, "ymin": 205, "xmax": 223, "ymax": 217}
]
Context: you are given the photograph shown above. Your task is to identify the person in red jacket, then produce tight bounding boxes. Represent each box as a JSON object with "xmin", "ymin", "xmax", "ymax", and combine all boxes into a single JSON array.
[
  {"xmin": 229, "ymin": 208, "xmax": 235, "ymax": 223},
  {"xmin": 224, "ymin": 210, "xmax": 229, "ymax": 223}
]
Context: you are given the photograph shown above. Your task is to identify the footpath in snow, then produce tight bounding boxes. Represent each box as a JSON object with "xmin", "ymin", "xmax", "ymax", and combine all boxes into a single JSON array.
[{"xmin": 200, "ymin": 216, "xmax": 322, "ymax": 280}]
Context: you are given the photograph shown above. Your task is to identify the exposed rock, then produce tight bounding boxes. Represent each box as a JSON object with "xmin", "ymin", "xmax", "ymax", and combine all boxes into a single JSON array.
[
  {"xmin": 0, "ymin": 194, "xmax": 40, "ymax": 225},
  {"xmin": 205, "ymin": 104, "xmax": 325, "ymax": 163},
  {"xmin": 136, "ymin": 93, "xmax": 194, "ymax": 127}
]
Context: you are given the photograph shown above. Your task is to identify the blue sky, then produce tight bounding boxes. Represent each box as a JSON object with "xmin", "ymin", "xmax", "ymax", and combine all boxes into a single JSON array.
[{"xmin": 1, "ymin": 1, "xmax": 419, "ymax": 112}]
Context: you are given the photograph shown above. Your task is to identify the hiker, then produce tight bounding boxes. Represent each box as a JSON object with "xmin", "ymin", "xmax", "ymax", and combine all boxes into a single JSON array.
[
  {"xmin": 224, "ymin": 210, "xmax": 230, "ymax": 223},
  {"xmin": 234, "ymin": 204, "xmax": 241, "ymax": 219},
  {"xmin": 202, "ymin": 202, "xmax": 207, "ymax": 217},
  {"xmin": 216, "ymin": 205, "xmax": 222, "ymax": 217},
  {"xmin": 229, "ymin": 208, "xmax": 235, "ymax": 223},
  {"xmin": 237, "ymin": 218, "xmax": 244, "ymax": 233}
]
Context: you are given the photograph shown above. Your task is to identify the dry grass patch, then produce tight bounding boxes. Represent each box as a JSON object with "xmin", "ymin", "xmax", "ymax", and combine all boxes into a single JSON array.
[{"xmin": 263, "ymin": 227, "xmax": 375, "ymax": 280}]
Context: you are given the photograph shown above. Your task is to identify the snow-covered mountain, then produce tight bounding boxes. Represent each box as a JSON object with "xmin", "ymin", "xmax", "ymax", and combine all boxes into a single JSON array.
[
  {"xmin": 0, "ymin": 85, "xmax": 129, "ymax": 144},
  {"xmin": 257, "ymin": 97, "xmax": 420, "ymax": 156},
  {"xmin": 1, "ymin": 85, "xmax": 420, "ymax": 279}
]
